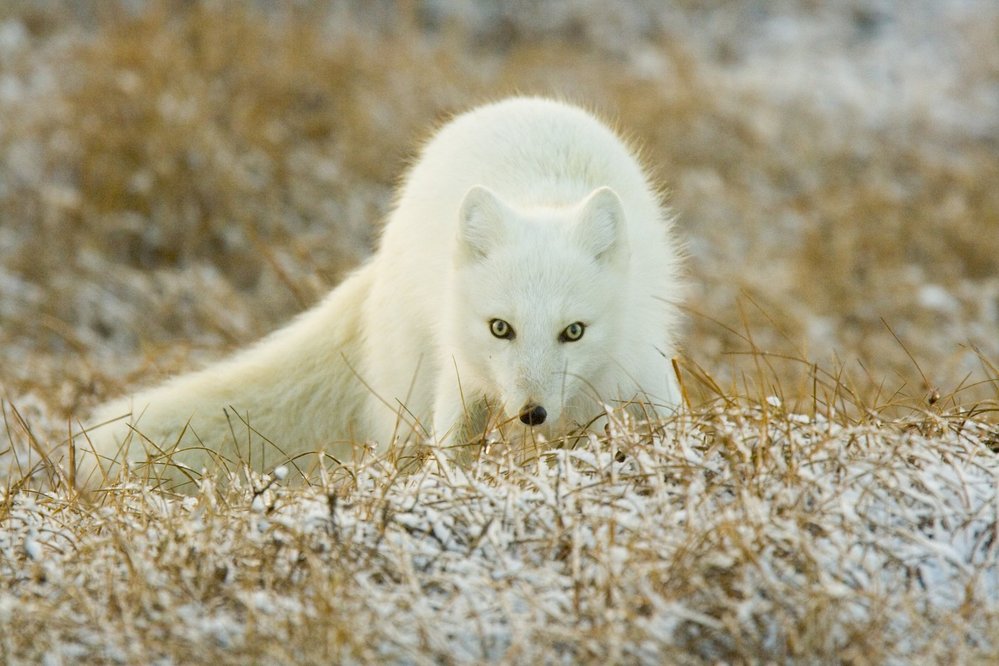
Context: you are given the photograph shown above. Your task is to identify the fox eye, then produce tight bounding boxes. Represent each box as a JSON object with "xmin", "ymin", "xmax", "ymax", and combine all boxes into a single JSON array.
[
  {"xmin": 489, "ymin": 318, "xmax": 515, "ymax": 340},
  {"xmin": 559, "ymin": 322, "xmax": 586, "ymax": 343}
]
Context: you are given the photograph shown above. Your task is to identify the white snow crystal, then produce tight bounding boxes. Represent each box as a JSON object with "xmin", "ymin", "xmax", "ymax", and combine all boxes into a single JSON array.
[
  {"xmin": 23, "ymin": 533, "xmax": 41, "ymax": 560},
  {"xmin": 0, "ymin": 20, "xmax": 28, "ymax": 54},
  {"xmin": 917, "ymin": 284, "xmax": 960, "ymax": 314}
]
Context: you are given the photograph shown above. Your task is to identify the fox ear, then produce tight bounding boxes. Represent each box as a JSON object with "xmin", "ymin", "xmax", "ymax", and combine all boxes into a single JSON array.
[
  {"xmin": 457, "ymin": 185, "xmax": 509, "ymax": 262},
  {"xmin": 574, "ymin": 187, "xmax": 628, "ymax": 264}
]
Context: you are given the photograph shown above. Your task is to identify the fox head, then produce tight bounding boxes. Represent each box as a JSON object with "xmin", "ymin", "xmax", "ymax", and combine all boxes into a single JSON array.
[{"xmin": 447, "ymin": 185, "xmax": 630, "ymax": 431}]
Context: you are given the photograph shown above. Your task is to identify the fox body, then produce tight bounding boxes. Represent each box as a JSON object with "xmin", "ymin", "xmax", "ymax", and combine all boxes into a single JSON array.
[{"xmin": 80, "ymin": 97, "xmax": 685, "ymax": 486}]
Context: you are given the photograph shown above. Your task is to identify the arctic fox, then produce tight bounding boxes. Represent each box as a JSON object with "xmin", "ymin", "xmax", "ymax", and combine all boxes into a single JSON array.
[{"xmin": 78, "ymin": 97, "xmax": 685, "ymax": 487}]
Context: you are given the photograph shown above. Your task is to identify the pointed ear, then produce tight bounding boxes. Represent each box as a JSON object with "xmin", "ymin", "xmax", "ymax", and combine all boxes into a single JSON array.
[
  {"xmin": 573, "ymin": 187, "xmax": 628, "ymax": 264},
  {"xmin": 457, "ymin": 185, "xmax": 509, "ymax": 262}
]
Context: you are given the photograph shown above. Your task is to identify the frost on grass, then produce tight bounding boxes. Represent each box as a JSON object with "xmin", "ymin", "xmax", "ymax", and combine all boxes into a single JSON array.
[
  {"xmin": 2, "ymin": 407, "xmax": 997, "ymax": 664},
  {"xmin": 1, "ymin": 1, "xmax": 998, "ymax": 663}
]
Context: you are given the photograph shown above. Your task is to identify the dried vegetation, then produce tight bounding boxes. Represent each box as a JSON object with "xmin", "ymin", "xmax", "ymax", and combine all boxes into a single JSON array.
[{"xmin": 1, "ymin": 1, "xmax": 997, "ymax": 663}]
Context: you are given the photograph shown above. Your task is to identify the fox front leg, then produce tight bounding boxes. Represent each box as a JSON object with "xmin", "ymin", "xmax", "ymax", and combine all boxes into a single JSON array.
[{"xmin": 431, "ymin": 379, "xmax": 490, "ymax": 464}]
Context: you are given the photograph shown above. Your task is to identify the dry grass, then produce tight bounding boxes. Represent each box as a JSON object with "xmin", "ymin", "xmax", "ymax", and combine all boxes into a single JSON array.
[
  {"xmin": 3, "ymin": 395, "xmax": 997, "ymax": 663},
  {"xmin": 1, "ymin": 1, "xmax": 998, "ymax": 663}
]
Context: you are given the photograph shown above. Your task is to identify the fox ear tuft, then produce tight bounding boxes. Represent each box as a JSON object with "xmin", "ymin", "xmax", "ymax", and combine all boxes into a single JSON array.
[
  {"xmin": 457, "ymin": 186, "xmax": 509, "ymax": 262},
  {"xmin": 574, "ymin": 187, "xmax": 628, "ymax": 264}
]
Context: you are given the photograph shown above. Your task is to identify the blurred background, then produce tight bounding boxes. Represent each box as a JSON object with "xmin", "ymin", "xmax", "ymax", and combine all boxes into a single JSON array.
[{"xmin": 1, "ymin": 0, "xmax": 997, "ymax": 432}]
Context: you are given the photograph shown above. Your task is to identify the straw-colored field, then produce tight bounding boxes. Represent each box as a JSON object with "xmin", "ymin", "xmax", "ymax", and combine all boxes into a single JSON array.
[{"xmin": 2, "ymin": 2, "xmax": 997, "ymax": 663}]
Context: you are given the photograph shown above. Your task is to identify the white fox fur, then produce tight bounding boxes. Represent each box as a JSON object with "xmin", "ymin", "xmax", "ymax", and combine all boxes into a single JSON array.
[{"xmin": 78, "ymin": 97, "xmax": 685, "ymax": 487}]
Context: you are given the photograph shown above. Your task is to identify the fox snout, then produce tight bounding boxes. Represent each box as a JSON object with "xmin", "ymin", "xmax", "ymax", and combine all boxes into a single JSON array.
[
  {"xmin": 506, "ymin": 355, "xmax": 571, "ymax": 428},
  {"xmin": 511, "ymin": 371, "xmax": 568, "ymax": 428},
  {"xmin": 519, "ymin": 403, "xmax": 547, "ymax": 426}
]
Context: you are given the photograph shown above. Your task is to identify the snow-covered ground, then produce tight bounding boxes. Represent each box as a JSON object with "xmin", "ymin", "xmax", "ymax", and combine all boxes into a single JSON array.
[
  {"xmin": 3, "ymin": 407, "xmax": 997, "ymax": 663},
  {"xmin": 1, "ymin": 1, "xmax": 997, "ymax": 662}
]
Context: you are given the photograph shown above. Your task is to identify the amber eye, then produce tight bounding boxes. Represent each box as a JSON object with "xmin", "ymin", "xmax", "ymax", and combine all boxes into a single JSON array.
[
  {"xmin": 489, "ymin": 318, "xmax": 515, "ymax": 340},
  {"xmin": 559, "ymin": 322, "xmax": 585, "ymax": 343}
]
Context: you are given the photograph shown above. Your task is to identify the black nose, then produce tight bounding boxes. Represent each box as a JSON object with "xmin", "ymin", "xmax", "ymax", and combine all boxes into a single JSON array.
[{"xmin": 519, "ymin": 404, "xmax": 547, "ymax": 426}]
